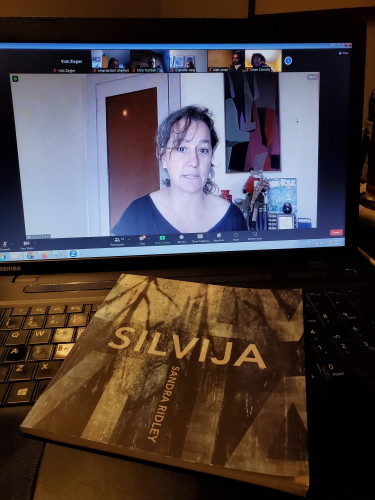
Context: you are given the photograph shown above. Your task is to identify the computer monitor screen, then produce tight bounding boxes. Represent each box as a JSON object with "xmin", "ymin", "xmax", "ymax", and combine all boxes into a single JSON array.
[{"xmin": 0, "ymin": 17, "xmax": 363, "ymax": 268}]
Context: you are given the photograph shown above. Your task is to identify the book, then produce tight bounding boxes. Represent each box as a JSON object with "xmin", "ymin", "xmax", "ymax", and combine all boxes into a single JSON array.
[
  {"xmin": 267, "ymin": 178, "xmax": 297, "ymax": 215},
  {"xmin": 21, "ymin": 274, "xmax": 309, "ymax": 496}
]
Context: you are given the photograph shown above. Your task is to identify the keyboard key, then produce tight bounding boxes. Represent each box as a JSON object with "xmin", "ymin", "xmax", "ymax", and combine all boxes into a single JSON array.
[
  {"xmin": 333, "ymin": 339, "xmax": 362, "ymax": 359},
  {"xmin": 7, "ymin": 381, "xmax": 36, "ymax": 404},
  {"xmin": 66, "ymin": 305, "xmax": 84, "ymax": 313},
  {"xmin": 348, "ymin": 323, "xmax": 372, "ymax": 341},
  {"xmin": 30, "ymin": 306, "xmax": 48, "ymax": 315},
  {"xmin": 35, "ymin": 360, "xmax": 61, "ymax": 380},
  {"xmin": 35, "ymin": 380, "xmax": 51, "ymax": 400},
  {"xmin": 30, "ymin": 344, "xmax": 54, "ymax": 361},
  {"xmin": 313, "ymin": 341, "xmax": 338, "ymax": 362},
  {"xmin": 5, "ymin": 330, "xmax": 29, "ymax": 346},
  {"xmin": 323, "ymin": 363, "xmax": 350, "ymax": 380},
  {"xmin": 360, "ymin": 339, "xmax": 375, "ymax": 357},
  {"xmin": 49, "ymin": 305, "xmax": 65, "ymax": 314},
  {"xmin": 45, "ymin": 314, "xmax": 67, "ymax": 328},
  {"xmin": 24, "ymin": 315, "xmax": 45, "ymax": 329},
  {"xmin": 307, "ymin": 292, "xmax": 338, "ymax": 326},
  {"xmin": 76, "ymin": 327, "xmax": 86, "ymax": 340},
  {"xmin": 54, "ymin": 343, "xmax": 74, "ymax": 359},
  {"xmin": 29, "ymin": 329, "xmax": 52, "ymax": 344},
  {"xmin": 327, "ymin": 291, "xmax": 359, "ymax": 322},
  {"xmin": 4, "ymin": 345, "xmax": 29, "ymax": 363},
  {"xmin": 303, "ymin": 301, "xmax": 319, "ymax": 325},
  {"xmin": 52, "ymin": 328, "xmax": 75, "ymax": 343},
  {"xmin": 306, "ymin": 359, "xmax": 327, "ymax": 383},
  {"xmin": 11, "ymin": 307, "xmax": 29, "ymax": 316},
  {"xmin": 329, "ymin": 325, "xmax": 353, "ymax": 342},
  {"xmin": 1, "ymin": 316, "xmax": 24, "ymax": 330},
  {"xmin": 9, "ymin": 362, "xmax": 37, "ymax": 381},
  {"xmin": 68, "ymin": 313, "xmax": 89, "ymax": 327}
]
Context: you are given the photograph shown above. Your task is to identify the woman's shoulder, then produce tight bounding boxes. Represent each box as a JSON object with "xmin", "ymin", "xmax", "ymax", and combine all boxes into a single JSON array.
[
  {"xmin": 112, "ymin": 194, "xmax": 158, "ymax": 236},
  {"xmin": 128, "ymin": 193, "xmax": 152, "ymax": 208},
  {"xmin": 210, "ymin": 200, "xmax": 247, "ymax": 232}
]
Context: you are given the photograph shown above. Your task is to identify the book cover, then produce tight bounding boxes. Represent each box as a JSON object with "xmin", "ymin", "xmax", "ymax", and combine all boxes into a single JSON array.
[
  {"xmin": 21, "ymin": 274, "xmax": 309, "ymax": 496},
  {"xmin": 267, "ymin": 178, "xmax": 297, "ymax": 215}
]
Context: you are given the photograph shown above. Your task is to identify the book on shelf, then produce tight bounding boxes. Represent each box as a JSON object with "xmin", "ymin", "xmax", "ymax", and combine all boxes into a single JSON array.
[{"xmin": 21, "ymin": 274, "xmax": 309, "ymax": 497}]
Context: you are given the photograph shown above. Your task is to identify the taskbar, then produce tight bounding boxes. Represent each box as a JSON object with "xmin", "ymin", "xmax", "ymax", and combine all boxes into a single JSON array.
[{"xmin": 0, "ymin": 236, "xmax": 345, "ymax": 263}]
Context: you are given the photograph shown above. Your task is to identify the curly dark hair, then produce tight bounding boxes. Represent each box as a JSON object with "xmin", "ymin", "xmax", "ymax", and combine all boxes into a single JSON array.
[
  {"xmin": 156, "ymin": 105, "xmax": 219, "ymax": 193},
  {"xmin": 251, "ymin": 53, "xmax": 266, "ymax": 66}
]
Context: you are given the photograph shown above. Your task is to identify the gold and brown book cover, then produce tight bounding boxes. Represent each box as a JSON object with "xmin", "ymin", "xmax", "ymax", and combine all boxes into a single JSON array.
[{"xmin": 21, "ymin": 274, "xmax": 309, "ymax": 496}]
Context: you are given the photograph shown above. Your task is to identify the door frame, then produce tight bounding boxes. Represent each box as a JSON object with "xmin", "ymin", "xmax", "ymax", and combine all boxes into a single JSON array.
[{"xmin": 93, "ymin": 73, "xmax": 179, "ymax": 235}]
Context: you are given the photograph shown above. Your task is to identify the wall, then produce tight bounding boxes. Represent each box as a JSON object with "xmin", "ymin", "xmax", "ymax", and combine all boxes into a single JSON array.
[
  {"xmin": 180, "ymin": 72, "xmax": 319, "ymax": 226},
  {"xmin": 10, "ymin": 74, "xmax": 89, "ymax": 239},
  {"xmin": 0, "ymin": 0, "xmax": 248, "ymax": 18},
  {"xmin": 255, "ymin": 0, "xmax": 374, "ymax": 14}
]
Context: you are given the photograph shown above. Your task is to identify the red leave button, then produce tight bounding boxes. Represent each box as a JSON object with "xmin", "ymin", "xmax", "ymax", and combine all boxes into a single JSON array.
[{"xmin": 330, "ymin": 229, "xmax": 343, "ymax": 236}]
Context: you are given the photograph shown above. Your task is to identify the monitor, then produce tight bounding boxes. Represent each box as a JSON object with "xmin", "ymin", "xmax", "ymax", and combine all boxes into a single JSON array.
[{"xmin": 0, "ymin": 15, "xmax": 366, "ymax": 274}]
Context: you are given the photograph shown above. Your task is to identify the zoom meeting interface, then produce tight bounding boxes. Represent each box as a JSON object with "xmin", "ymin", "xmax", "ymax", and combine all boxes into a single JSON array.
[{"xmin": 0, "ymin": 42, "xmax": 352, "ymax": 263}]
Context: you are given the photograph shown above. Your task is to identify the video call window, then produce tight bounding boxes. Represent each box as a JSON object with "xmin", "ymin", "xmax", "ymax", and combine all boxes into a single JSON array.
[
  {"xmin": 130, "ymin": 50, "xmax": 169, "ymax": 73},
  {"xmin": 169, "ymin": 50, "xmax": 208, "ymax": 72},
  {"xmin": 245, "ymin": 50, "xmax": 282, "ymax": 72},
  {"xmin": 91, "ymin": 50, "xmax": 131, "ymax": 71},
  {"xmin": 10, "ymin": 67, "xmax": 319, "ymax": 240},
  {"xmin": 207, "ymin": 49, "xmax": 244, "ymax": 72}
]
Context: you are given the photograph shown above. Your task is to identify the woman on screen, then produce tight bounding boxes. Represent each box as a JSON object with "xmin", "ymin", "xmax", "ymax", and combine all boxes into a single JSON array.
[{"xmin": 112, "ymin": 106, "xmax": 247, "ymax": 235}]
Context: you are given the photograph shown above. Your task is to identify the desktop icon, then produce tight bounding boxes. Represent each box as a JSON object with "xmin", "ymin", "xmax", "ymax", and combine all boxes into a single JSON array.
[
  {"xmin": 9, "ymin": 252, "xmax": 22, "ymax": 260},
  {"xmin": 160, "ymin": 235, "xmax": 166, "ymax": 241},
  {"xmin": 179, "ymin": 235, "xmax": 184, "ymax": 240},
  {"xmin": 197, "ymin": 234, "xmax": 203, "ymax": 239},
  {"xmin": 52, "ymin": 251, "xmax": 64, "ymax": 259}
]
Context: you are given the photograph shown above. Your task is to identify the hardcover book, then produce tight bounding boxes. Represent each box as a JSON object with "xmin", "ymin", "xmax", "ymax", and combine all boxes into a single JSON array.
[{"xmin": 21, "ymin": 274, "xmax": 309, "ymax": 496}]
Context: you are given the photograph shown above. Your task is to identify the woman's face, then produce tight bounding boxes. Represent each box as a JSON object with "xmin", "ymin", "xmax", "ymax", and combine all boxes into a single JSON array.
[
  {"xmin": 162, "ymin": 119, "xmax": 213, "ymax": 195},
  {"xmin": 252, "ymin": 55, "xmax": 263, "ymax": 67}
]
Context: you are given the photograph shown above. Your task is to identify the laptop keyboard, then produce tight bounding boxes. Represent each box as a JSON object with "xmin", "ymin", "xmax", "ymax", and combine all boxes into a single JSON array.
[
  {"xmin": 0, "ymin": 288, "xmax": 374, "ymax": 408},
  {"xmin": 304, "ymin": 287, "xmax": 375, "ymax": 383},
  {"xmin": 0, "ymin": 302, "xmax": 102, "ymax": 407}
]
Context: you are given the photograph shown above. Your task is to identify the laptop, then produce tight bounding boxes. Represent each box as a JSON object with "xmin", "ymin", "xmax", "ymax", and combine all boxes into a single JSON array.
[{"xmin": 0, "ymin": 13, "xmax": 374, "ymax": 499}]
